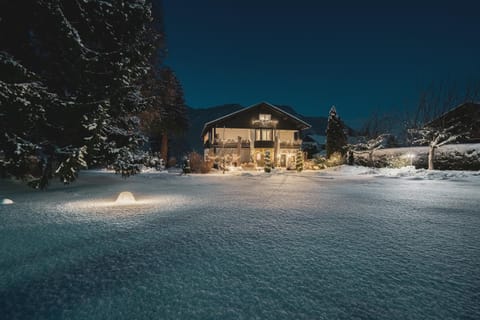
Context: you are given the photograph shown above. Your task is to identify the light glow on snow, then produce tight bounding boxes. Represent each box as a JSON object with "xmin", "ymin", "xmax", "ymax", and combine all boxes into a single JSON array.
[
  {"xmin": 59, "ymin": 192, "xmax": 192, "ymax": 219},
  {"xmin": 115, "ymin": 191, "xmax": 136, "ymax": 205}
]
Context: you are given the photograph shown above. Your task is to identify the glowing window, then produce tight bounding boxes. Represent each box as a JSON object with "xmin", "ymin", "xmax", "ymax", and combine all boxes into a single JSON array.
[
  {"xmin": 255, "ymin": 129, "xmax": 273, "ymax": 141},
  {"xmin": 259, "ymin": 114, "xmax": 271, "ymax": 121}
]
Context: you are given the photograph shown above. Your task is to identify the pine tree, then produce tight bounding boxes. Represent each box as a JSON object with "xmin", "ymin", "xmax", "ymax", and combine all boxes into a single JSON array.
[
  {"xmin": 325, "ymin": 106, "xmax": 347, "ymax": 159},
  {"xmin": 140, "ymin": 67, "xmax": 188, "ymax": 164},
  {"xmin": 296, "ymin": 149, "xmax": 304, "ymax": 172},
  {"xmin": 0, "ymin": 0, "xmax": 163, "ymax": 188}
]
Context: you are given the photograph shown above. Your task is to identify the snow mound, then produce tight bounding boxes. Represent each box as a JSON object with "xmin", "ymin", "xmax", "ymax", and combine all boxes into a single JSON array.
[{"xmin": 2, "ymin": 198, "xmax": 14, "ymax": 205}]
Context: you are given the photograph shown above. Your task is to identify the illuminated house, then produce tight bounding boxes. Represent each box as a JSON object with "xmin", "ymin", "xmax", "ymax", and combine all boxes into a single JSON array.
[{"xmin": 202, "ymin": 102, "xmax": 311, "ymax": 168}]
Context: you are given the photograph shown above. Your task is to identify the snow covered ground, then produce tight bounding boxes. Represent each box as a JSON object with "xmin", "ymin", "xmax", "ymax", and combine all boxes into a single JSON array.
[{"xmin": 1, "ymin": 166, "xmax": 480, "ymax": 319}]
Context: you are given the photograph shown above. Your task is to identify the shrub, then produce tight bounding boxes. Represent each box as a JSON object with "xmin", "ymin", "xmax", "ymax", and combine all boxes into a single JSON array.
[
  {"xmin": 326, "ymin": 152, "xmax": 344, "ymax": 167},
  {"xmin": 188, "ymin": 151, "xmax": 212, "ymax": 174},
  {"xmin": 387, "ymin": 155, "xmax": 410, "ymax": 168}
]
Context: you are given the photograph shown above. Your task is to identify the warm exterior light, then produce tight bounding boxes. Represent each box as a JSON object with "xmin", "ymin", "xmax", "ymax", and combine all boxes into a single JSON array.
[
  {"xmin": 1, "ymin": 198, "xmax": 14, "ymax": 205},
  {"xmin": 115, "ymin": 192, "xmax": 136, "ymax": 205},
  {"xmin": 406, "ymin": 153, "xmax": 415, "ymax": 166}
]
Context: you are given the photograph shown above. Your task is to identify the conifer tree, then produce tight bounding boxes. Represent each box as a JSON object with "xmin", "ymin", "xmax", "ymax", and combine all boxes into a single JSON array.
[
  {"xmin": 140, "ymin": 67, "xmax": 188, "ymax": 164},
  {"xmin": 0, "ymin": 0, "xmax": 163, "ymax": 187},
  {"xmin": 325, "ymin": 106, "xmax": 347, "ymax": 159}
]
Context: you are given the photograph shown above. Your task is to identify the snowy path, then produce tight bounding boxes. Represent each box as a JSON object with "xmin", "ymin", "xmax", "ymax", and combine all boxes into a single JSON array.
[{"xmin": 1, "ymin": 168, "xmax": 480, "ymax": 319}]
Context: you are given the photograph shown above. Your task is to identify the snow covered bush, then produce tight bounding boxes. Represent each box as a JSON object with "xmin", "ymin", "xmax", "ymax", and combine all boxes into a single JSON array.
[
  {"xmin": 112, "ymin": 147, "xmax": 141, "ymax": 178},
  {"xmin": 386, "ymin": 155, "xmax": 411, "ymax": 169},
  {"xmin": 409, "ymin": 125, "xmax": 464, "ymax": 170},
  {"xmin": 352, "ymin": 144, "xmax": 479, "ymax": 170},
  {"xmin": 350, "ymin": 134, "xmax": 393, "ymax": 167}
]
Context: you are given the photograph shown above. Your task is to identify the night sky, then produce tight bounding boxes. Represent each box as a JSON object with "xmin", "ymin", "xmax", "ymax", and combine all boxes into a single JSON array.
[{"xmin": 162, "ymin": 0, "xmax": 480, "ymax": 127}]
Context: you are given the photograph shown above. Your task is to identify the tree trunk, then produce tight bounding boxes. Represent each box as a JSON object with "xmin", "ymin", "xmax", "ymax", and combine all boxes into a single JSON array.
[
  {"xmin": 428, "ymin": 146, "xmax": 435, "ymax": 170},
  {"xmin": 160, "ymin": 132, "xmax": 168, "ymax": 164}
]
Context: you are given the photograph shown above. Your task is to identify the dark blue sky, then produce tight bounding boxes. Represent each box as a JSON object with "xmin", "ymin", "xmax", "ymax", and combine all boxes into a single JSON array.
[{"xmin": 162, "ymin": 0, "xmax": 480, "ymax": 127}]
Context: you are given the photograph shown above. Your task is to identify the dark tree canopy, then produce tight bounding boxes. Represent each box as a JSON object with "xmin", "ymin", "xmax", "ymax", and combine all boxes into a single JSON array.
[
  {"xmin": 139, "ymin": 66, "xmax": 188, "ymax": 162},
  {"xmin": 0, "ymin": 0, "xmax": 165, "ymax": 187},
  {"xmin": 325, "ymin": 106, "xmax": 347, "ymax": 158}
]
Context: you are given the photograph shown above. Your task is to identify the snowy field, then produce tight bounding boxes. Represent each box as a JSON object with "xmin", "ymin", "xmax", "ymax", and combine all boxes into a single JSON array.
[{"xmin": 1, "ymin": 166, "xmax": 480, "ymax": 319}]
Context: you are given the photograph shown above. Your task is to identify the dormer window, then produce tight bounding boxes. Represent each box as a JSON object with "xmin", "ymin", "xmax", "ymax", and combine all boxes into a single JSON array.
[
  {"xmin": 252, "ymin": 113, "xmax": 278, "ymax": 127},
  {"xmin": 259, "ymin": 114, "xmax": 271, "ymax": 121}
]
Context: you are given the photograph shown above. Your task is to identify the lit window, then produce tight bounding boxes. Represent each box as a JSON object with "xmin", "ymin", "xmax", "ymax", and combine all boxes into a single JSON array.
[
  {"xmin": 259, "ymin": 114, "xmax": 271, "ymax": 121},
  {"xmin": 255, "ymin": 129, "xmax": 273, "ymax": 141}
]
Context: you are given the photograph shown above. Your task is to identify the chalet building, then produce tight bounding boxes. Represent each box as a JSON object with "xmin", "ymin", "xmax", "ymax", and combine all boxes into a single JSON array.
[
  {"xmin": 202, "ymin": 102, "xmax": 311, "ymax": 168},
  {"xmin": 427, "ymin": 102, "xmax": 480, "ymax": 143}
]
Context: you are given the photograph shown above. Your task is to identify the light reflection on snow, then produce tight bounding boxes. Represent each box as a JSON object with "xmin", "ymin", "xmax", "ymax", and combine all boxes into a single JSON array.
[
  {"xmin": 59, "ymin": 194, "xmax": 191, "ymax": 220},
  {"xmin": 115, "ymin": 191, "xmax": 137, "ymax": 205}
]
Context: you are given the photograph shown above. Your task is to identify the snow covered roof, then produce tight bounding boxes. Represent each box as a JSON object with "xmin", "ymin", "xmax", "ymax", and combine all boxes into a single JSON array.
[
  {"xmin": 426, "ymin": 102, "xmax": 480, "ymax": 142},
  {"xmin": 201, "ymin": 101, "xmax": 311, "ymax": 136}
]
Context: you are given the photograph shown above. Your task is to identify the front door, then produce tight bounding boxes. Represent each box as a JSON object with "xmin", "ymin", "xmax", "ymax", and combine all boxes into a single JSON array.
[
  {"xmin": 255, "ymin": 151, "xmax": 264, "ymax": 167},
  {"xmin": 280, "ymin": 154, "xmax": 286, "ymax": 167}
]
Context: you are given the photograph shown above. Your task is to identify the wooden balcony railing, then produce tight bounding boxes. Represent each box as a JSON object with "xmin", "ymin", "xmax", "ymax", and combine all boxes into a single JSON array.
[
  {"xmin": 204, "ymin": 139, "xmax": 302, "ymax": 149},
  {"xmin": 204, "ymin": 140, "xmax": 250, "ymax": 149}
]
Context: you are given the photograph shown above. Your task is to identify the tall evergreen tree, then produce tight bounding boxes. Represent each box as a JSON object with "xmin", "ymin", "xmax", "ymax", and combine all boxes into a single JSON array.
[
  {"xmin": 325, "ymin": 106, "xmax": 347, "ymax": 159},
  {"xmin": 0, "ymin": 0, "xmax": 163, "ymax": 188},
  {"xmin": 140, "ymin": 67, "xmax": 188, "ymax": 163}
]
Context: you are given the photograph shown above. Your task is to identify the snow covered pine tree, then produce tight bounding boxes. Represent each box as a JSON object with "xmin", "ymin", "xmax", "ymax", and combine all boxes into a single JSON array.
[
  {"xmin": 0, "ymin": 0, "xmax": 162, "ymax": 187},
  {"xmin": 325, "ymin": 106, "xmax": 348, "ymax": 160}
]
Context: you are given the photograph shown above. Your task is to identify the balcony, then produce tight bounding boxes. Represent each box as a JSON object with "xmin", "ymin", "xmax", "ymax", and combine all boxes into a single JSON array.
[
  {"xmin": 254, "ymin": 140, "xmax": 274, "ymax": 148},
  {"xmin": 205, "ymin": 139, "xmax": 250, "ymax": 149}
]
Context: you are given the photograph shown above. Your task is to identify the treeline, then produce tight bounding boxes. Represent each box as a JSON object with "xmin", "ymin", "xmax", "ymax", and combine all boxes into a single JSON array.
[{"xmin": 0, "ymin": 0, "xmax": 187, "ymax": 188}]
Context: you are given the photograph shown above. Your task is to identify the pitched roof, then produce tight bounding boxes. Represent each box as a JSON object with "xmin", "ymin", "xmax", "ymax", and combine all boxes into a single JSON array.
[
  {"xmin": 425, "ymin": 102, "xmax": 480, "ymax": 143},
  {"xmin": 201, "ymin": 101, "xmax": 311, "ymax": 136},
  {"xmin": 426, "ymin": 102, "xmax": 480, "ymax": 142}
]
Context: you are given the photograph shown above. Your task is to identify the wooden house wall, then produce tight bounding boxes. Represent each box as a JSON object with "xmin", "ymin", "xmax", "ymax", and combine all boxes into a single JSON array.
[
  {"xmin": 278, "ymin": 130, "xmax": 296, "ymax": 142},
  {"xmin": 219, "ymin": 128, "xmax": 250, "ymax": 141}
]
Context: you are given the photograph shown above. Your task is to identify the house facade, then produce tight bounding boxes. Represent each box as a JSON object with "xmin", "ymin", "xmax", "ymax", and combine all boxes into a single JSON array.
[{"xmin": 202, "ymin": 102, "xmax": 311, "ymax": 168}]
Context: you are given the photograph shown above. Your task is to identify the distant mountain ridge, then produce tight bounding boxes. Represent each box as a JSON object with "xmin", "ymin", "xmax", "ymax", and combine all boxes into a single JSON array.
[{"xmin": 171, "ymin": 103, "xmax": 351, "ymax": 157}]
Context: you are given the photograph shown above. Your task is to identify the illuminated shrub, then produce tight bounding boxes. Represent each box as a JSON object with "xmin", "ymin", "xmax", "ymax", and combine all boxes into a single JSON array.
[{"xmin": 326, "ymin": 152, "xmax": 344, "ymax": 167}]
